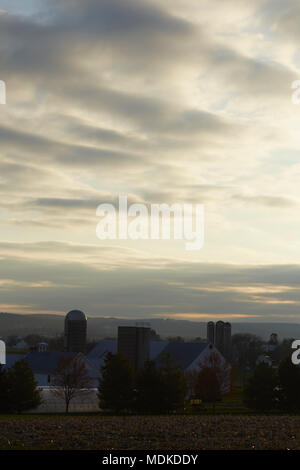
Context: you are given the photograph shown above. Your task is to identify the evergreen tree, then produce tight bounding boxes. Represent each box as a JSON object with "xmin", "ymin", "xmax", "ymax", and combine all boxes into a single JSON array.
[
  {"xmin": 278, "ymin": 357, "xmax": 300, "ymax": 411},
  {"xmin": 135, "ymin": 361, "xmax": 165, "ymax": 413},
  {"xmin": 159, "ymin": 354, "xmax": 187, "ymax": 413},
  {"xmin": 9, "ymin": 360, "xmax": 41, "ymax": 414},
  {"xmin": 98, "ymin": 353, "xmax": 135, "ymax": 413},
  {"xmin": 244, "ymin": 362, "xmax": 278, "ymax": 412}
]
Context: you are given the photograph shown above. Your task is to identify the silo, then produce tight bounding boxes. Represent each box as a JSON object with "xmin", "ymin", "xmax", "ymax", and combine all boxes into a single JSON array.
[
  {"xmin": 215, "ymin": 320, "xmax": 225, "ymax": 354},
  {"xmin": 224, "ymin": 322, "xmax": 232, "ymax": 359},
  {"xmin": 118, "ymin": 325, "xmax": 150, "ymax": 371},
  {"xmin": 64, "ymin": 309, "xmax": 87, "ymax": 353},
  {"xmin": 207, "ymin": 321, "xmax": 215, "ymax": 344}
]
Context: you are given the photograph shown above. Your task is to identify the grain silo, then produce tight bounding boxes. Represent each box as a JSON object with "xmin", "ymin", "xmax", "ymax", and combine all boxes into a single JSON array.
[
  {"xmin": 223, "ymin": 322, "xmax": 232, "ymax": 359},
  {"xmin": 64, "ymin": 309, "xmax": 87, "ymax": 353},
  {"xmin": 215, "ymin": 320, "xmax": 225, "ymax": 354},
  {"xmin": 207, "ymin": 321, "xmax": 215, "ymax": 344}
]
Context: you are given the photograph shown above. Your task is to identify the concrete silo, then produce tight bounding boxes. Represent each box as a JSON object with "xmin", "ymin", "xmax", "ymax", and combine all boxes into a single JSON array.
[
  {"xmin": 215, "ymin": 320, "xmax": 225, "ymax": 354},
  {"xmin": 64, "ymin": 309, "xmax": 87, "ymax": 353},
  {"xmin": 207, "ymin": 321, "xmax": 215, "ymax": 344}
]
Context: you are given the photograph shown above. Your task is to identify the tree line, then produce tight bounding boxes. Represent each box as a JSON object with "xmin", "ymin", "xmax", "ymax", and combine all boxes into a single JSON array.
[
  {"xmin": 1, "ymin": 350, "xmax": 299, "ymax": 415},
  {"xmin": 98, "ymin": 352, "xmax": 188, "ymax": 414},
  {"xmin": 0, "ymin": 352, "xmax": 230, "ymax": 414}
]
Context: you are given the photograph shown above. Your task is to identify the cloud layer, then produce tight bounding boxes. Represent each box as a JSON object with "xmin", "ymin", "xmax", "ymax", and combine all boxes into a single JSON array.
[{"xmin": 0, "ymin": 0, "xmax": 300, "ymax": 319}]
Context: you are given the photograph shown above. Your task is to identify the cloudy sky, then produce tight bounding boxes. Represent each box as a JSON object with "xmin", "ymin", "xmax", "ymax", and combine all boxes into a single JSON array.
[{"xmin": 0, "ymin": 0, "xmax": 300, "ymax": 321}]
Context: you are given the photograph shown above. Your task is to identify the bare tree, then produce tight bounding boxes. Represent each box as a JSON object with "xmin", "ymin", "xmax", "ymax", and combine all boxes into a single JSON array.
[{"xmin": 51, "ymin": 355, "xmax": 93, "ymax": 413}]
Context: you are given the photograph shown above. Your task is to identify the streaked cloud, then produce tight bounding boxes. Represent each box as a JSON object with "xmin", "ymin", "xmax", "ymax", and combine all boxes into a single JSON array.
[{"xmin": 0, "ymin": 0, "xmax": 299, "ymax": 320}]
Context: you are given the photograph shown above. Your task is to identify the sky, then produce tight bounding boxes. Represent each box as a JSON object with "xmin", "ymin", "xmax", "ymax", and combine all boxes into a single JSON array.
[{"xmin": 0, "ymin": 0, "xmax": 300, "ymax": 321}]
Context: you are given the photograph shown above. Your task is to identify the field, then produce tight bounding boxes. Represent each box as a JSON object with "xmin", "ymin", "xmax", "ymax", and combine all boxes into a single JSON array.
[{"xmin": 1, "ymin": 415, "xmax": 300, "ymax": 450}]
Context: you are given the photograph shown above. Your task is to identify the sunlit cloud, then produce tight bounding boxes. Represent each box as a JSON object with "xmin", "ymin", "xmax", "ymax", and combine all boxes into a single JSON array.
[
  {"xmin": 0, "ymin": 304, "xmax": 65, "ymax": 315},
  {"xmin": 247, "ymin": 297, "xmax": 300, "ymax": 306},
  {"xmin": 166, "ymin": 282, "xmax": 299, "ymax": 295},
  {"xmin": 154, "ymin": 313, "xmax": 261, "ymax": 320}
]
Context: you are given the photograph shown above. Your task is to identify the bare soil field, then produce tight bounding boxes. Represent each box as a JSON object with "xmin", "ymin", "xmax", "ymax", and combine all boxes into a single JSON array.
[{"xmin": 1, "ymin": 415, "xmax": 300, "ymax": 450}]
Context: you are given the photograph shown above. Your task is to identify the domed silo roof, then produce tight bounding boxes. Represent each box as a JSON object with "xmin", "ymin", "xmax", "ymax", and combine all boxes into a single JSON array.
[{"xmin": 65, "ymin": 309, "xmax": 87, "ymax": 321}]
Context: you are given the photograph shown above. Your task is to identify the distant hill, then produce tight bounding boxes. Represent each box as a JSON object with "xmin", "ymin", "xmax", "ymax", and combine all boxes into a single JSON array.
[{"xmin": 0, "ymin": 312, "xmax": 300, "ymax": 342}]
